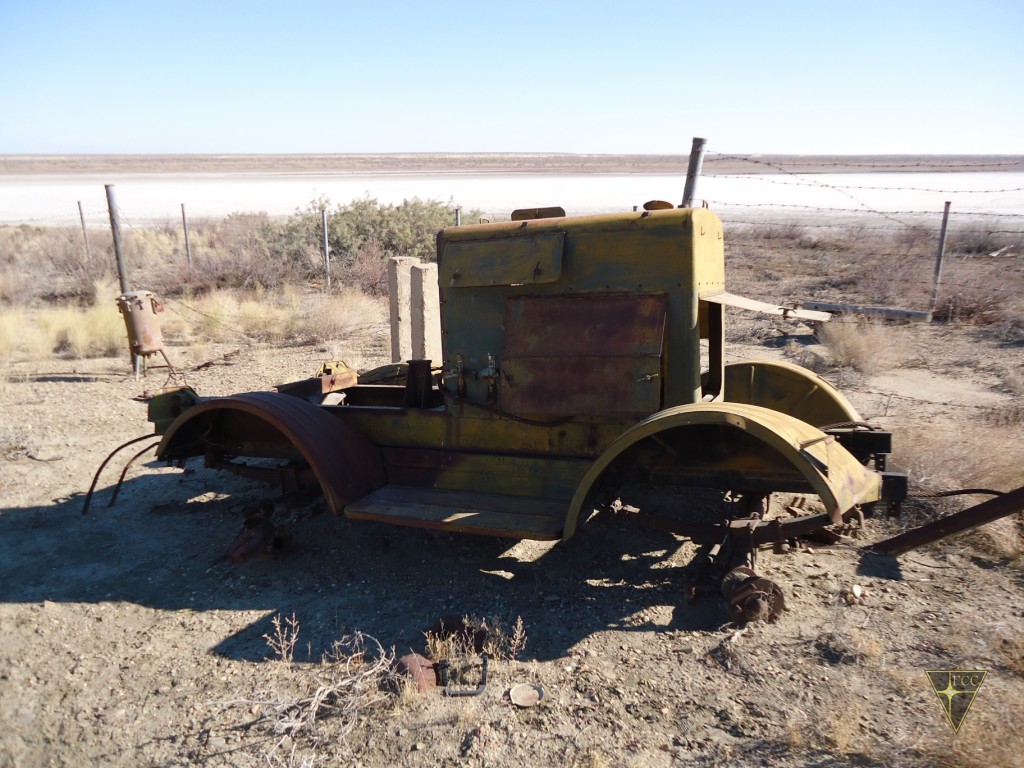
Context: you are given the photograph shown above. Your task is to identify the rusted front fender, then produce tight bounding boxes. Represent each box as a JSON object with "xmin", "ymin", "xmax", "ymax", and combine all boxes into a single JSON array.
[
  {"xmin": 563, "ymin": 402, "xmax": 881, "ymax": 540},
  {"xmin": 157, "ymin": 392, "xmax": 385, "ymax": 514}
]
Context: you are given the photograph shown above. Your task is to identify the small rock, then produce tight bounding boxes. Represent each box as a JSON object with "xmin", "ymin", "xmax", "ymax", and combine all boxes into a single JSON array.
[{"xmin": 413, "ymin": 742, "xmax": 425, "ymax": 752}]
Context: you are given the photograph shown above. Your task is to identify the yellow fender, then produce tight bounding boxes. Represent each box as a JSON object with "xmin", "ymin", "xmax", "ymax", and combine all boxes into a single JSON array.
[
  {"xmin": 723, "ymin": 360, "xmax": 861, "ymax": 427},
  {"xmin": 563, "ymin": 402, "xmax": 881, "ymax": 539}
]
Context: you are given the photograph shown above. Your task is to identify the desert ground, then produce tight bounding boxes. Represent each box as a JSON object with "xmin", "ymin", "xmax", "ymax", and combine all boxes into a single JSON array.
[{"xmin": 1, "ymin": 155, "xmax": 1022, "ymax": 768}]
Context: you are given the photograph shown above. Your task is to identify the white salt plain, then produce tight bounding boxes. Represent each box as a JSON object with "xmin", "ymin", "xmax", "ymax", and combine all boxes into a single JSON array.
[{"xmin": 1, "ymin": 171, "xmax": 1022, "ymax": 227}]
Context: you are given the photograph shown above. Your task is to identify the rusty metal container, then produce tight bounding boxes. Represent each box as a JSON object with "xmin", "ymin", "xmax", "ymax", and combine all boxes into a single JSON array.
[{"xmin": 116, "ymin": 290, "xmax": 165, "ymax": 357}]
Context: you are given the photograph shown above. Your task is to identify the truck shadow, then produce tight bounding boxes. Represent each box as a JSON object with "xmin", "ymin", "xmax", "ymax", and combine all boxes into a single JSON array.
[{"xmin": 0, "ymin": 461, "xmax": 731, "ymax": 663}]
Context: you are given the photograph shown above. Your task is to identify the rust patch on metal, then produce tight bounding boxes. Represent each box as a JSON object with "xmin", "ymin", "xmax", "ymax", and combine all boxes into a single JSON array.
[
  {"xmin": 501, "ymin": 294, "xmax": 667, "ymax": 416},
  {"xmin": 157, "ymin": 392, "xmax": 385, "ymax": 514},
  {"xmin": 722, "ymin": 566, "xmax": 785, "ymax": 624}
]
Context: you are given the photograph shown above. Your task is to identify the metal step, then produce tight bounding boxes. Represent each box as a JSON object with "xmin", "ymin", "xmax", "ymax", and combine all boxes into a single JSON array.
[{"xmin": 344, "ymin": 485, "xmax": 566, "ymax": 540}]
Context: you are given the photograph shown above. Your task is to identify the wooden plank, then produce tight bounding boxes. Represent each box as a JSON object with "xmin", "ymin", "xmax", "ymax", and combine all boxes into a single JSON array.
[{"xmin": 344, "ymin": 486, "xmax": 566, "ymax": 540}]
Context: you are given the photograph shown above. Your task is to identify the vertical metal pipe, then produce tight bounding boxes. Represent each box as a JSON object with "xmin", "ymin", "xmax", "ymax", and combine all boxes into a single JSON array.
[
  {"xmin": 928, "ymin": 201, "xmax": 952, "ymax": 316},
  {"xmin": 105, "ymin": 184, "xmax": 129, "ymax": 294},
  {"xmin": 681, "ymin": 137, "xmax": 708, "ymax": 208},
  {"xmin": 181, "ymin": 203, "xmax": 193, "ymax": 274},
  {"xmin": 77, "ymin": 201, "xmax": 92, "ymax": 262},
  {"xmin": 455, "ymin": 206, "xmax": 462, "ymax": 226},
  {"xmin": 321, "ymin": 208, "xmax": 331, "ymax": 291}
]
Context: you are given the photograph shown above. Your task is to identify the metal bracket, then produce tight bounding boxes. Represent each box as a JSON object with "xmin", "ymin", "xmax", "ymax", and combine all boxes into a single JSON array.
[{"xmin": 439, "ymin": 653, "xmax": 489, "ymax": 697}]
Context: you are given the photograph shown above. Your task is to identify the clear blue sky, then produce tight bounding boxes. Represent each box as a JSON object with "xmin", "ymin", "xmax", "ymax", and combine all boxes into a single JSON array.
[{"xmin": 2, "ymin": 1, "xmax": 1022, "ymax": 155}]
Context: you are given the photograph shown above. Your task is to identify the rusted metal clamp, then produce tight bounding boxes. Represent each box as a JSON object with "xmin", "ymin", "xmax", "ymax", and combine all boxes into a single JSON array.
[{"xmin": 439, "ymin": 653, "xmax": 489, "ymax": 697}]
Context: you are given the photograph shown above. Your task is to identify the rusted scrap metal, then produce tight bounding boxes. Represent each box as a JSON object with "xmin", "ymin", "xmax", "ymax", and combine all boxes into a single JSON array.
[
  {"xmin": 225, "ymin": 500, "xmax": 291, "ymax": 564},
  {"xmin": 721, "ymin": 566, "xmax": 786, "ymax": 624},
  {"xmin": 117, "ymin": 290, "xmax": 174, "ymax": 376},
  {"xmin": 395, "ymin": 653, "xmax": 438, "ymax": 693},
  {"xmin": 82, "ymin": 434, "xmax": 159, "ymax": 515},
  {"xmin": 276, "ymin": 369, "xmax": 359, "ymax": 400},
  {"xmin": 439, "ymin": 653, "xmax": 489, "ymax": 697},
  {"xmin": 871, "ymin": 485, "xmax": 1024, "ymax": 555}
]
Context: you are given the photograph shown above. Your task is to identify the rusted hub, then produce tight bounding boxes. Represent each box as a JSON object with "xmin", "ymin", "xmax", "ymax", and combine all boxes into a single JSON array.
[{"xmin": 721, "ymin": 566, "xmax": 786, "ymax": 625}]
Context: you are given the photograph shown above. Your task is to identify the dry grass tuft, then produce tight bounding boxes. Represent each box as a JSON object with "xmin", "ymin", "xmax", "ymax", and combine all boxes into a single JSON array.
[
  {"xmin": 817, "ymin": 318, "xmax": 908, "ymax": 374},
  {"xmin": 423, "ymin": 614, "xmax": 527, "ymax": 665},
  {"xmin": 895, "ymin": 421, "xmax": 1024, "ymax": 560},
  {"xmin": 300, "ymin": 290, "xmax": 387, "ymax": 344}
]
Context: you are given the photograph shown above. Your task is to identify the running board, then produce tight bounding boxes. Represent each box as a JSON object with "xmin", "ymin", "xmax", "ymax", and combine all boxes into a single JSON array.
[{"xmin": 344, "ymin": 486, "xmax": 566, "ymax": 540}]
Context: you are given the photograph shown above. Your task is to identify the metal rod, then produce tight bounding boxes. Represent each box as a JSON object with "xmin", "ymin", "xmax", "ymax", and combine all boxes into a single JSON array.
[
  {"xmin": 321, "ymin": 208, "xmax": 331, "ymax": 291},
  {"xmin": 77, "ymin": 201, "xmax": 92, "ymax": 262},
  {"xmin": 181, "ymin": 203, "xmax": 193, "ymax": 274},
  {"xmin": 681, "ymin": 137, "xmax": 708, "ymax": 208},
  {"xmin": 455, "ymin": 206, "xmax": 462, "ymax": 226},
  {"xmin": 871, "ymin": 485, "xmax": 1024, "ymax": 556},
  {"xmin": 928, "ymin": 201, "xmax": 951, "ymax": 316},
  {"xmin": 105, "ymin": 184, "xmax": 129, "ymax": 294}
]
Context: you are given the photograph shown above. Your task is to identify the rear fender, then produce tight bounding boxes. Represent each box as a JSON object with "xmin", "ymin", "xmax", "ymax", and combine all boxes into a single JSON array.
[
  {"xmin": 563, "ymin": 402, "xmax": 881, "ymax": 539},
  {"xmin": 723, "ymin": 360, "xmax": 861, "ymax": 427},
  {"xmin": 157, "ymin": 392, "xmax": 384, "ymax": 514}
]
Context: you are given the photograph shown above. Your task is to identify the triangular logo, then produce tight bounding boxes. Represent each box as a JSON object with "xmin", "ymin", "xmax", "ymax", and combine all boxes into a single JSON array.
[{"xmin": 925, "ymin": 670, "xmax": 987, "ymax": 733}]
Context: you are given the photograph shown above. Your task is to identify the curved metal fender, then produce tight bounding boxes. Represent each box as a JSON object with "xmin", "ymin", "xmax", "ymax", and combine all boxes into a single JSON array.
[
  {"xmin": 563, "ymin": 402, "xmax": 881, "ymax": 540},
  {"xmin": 723, "ymin": 360, "xmax": 861, "ymax": 427},
  {"xmin": 157, "ymin": 392, "xmax": 385, "ymax": 514}
]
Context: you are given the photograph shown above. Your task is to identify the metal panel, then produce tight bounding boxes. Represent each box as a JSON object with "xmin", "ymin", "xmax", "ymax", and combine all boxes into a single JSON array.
[
  {"xmin": 501, "ymin": 294, "xmax": 667, "ymax": 416},
  {"xmin": 440, "ymin": 232, "xmax": 564, "ymax": 287}
]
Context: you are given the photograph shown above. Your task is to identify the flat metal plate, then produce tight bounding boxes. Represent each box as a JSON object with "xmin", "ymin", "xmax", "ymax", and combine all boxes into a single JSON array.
[
  {"xmin": 345, "ymin": 485, "xmax": 565, "ymax": 540},
  {"xmin": 440, "ymin": 232, "xmax": 564, "ymax": 287},
  {"xmin": 501, "ymin": 294, "xmax": 667, "ymax": 416}
]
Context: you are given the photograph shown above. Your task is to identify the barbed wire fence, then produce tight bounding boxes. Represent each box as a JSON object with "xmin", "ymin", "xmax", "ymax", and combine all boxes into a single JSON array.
[{"xmin": 4, "ymin": 159, "xmax": 1022, "ymax": 319}]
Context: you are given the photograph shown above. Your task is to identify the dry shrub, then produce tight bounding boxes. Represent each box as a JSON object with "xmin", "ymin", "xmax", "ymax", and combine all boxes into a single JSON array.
[
  {"xmin": 300, "ymin": 290, "xmax": 387, "ymax": 344},
  {"xmin": 423, "ymin": 615, "xmax": 527, "ymax": 665},
  {"xmin": 0, "ymin": 308, "xmax": 24, "ymax": 360},
  {"xmin": 238, "ymin": 613, "xmax": 396, "ymax": 765},
  {"xmin": 947, "ymin": 223, "xmax": 1018, "ymax": 256},
  {"xmin": 163, "ymin": 286, "xmax": 385, "ymax": 348},
  {"xmin": 895, "ymin": 421, "xmax": 1024, "ymax": 560},
  {"xmin": 933, "ymin": 283, "xmax": 1006, "ymax": 325},
  {"xmin": 345, "ymin": 238, "xmax": 390, "ymax": 297},
  {"xmin": 817, "ymin": 318, "xmax": 907, "ymax": 374}
]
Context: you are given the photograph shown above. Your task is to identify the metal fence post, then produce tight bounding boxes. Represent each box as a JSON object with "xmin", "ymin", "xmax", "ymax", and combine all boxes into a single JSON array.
[
  {"xmin": 928, "ymin": 201, "xmax": 952, "ymax": 317},
  {"xmin": 78, "ymin": 201, "xmax": 92, "ymax": 262},
  {"xmin": 181, "ymin": 203, "xmax": 193, "ymax": 274},
  {"xmin": 105, "ymin": 184, "xmax": 129, "ymax": 294},
  {"xmin": 322, "ymin": 208, "xmax": 331, "ymax": 291}
]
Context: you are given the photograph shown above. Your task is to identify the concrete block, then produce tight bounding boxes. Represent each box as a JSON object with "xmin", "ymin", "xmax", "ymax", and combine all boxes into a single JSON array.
[
  {"xmin": 388, "ymin": 256, "xmax": 418, "ymax": 363},
  {"xmin": 411, "ymin": 263, "xmax": 441, "ymax": 363}
]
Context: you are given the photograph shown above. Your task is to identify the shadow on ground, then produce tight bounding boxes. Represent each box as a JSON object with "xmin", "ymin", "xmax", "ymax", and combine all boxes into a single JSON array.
[{"xmin": 0, "ymin": 460, "xmax": 736, "ymax": 663}]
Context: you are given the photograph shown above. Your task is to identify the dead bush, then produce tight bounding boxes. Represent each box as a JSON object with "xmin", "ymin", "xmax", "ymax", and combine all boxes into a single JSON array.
[
  {"xmin": 893, "ymin": 421, "xmax": 1024, "ymax": 561},
  {"xmin": 344, "ymin": 237, "xmax": 391, "ymax": 297},
  {"xmin": 817, "ymin": 318, "xmax": 907, "ymax": 374},
  {"xmin": 932, "ymin": 283, "xmax": 1007, "ymax": 325},
  {"xmin": 947, "ymin": 223, "xmax": 1018, "ymax": 256}
]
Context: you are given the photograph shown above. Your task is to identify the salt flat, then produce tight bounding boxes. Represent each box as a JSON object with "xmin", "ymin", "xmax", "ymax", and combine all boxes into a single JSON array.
[{"xmin": 1, "ymin": 153, "xmax": 1021, "ymax": 225}]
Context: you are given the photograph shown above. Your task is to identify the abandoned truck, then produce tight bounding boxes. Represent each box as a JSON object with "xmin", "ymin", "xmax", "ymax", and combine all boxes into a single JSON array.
[{"xmin": 128, "ymin": 203, "xmax": 913, "ymax": 618}]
